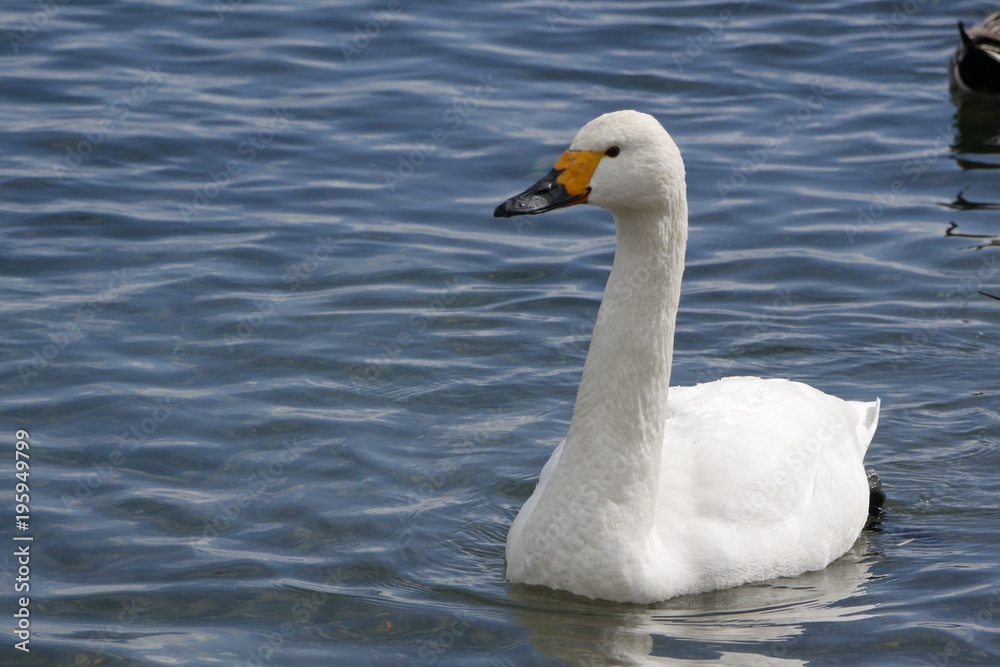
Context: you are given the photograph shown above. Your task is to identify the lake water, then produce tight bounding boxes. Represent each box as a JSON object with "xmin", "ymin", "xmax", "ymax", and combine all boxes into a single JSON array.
[{"xmin": 2, "ymin": 0, "xmax": 1000, "ymax": 665}]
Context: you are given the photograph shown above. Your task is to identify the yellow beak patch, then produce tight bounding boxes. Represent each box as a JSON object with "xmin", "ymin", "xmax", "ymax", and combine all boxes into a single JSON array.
[{"xmin": 554, "ymin": 149, "xmax": 604, "ymax": 201}]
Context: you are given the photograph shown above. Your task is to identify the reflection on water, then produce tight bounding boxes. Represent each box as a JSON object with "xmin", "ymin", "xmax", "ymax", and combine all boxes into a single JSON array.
[
  {"xmin": 510, "ymin": 538, "xmax": 875, "ymax": 666},
  {"xmin": 948, "ymin": 189, "xmax": 1000, "ymax": 211},
  {"xmin": 945, "ymin": 221, "xmax": 1000, "ymax": 250},
  {"xmin": 952, "ymin": 97, "xmax": 1000, "ymax": 170}
]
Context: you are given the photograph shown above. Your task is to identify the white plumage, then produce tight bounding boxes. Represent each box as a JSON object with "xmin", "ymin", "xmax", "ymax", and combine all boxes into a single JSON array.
[{"xmin": 495, "ymin": 111, "xmax": 881, "ymax": 603}]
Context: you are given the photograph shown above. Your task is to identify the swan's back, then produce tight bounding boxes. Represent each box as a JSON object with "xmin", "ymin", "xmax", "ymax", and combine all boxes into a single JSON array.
[{"xmin": 658, "ymin": 377, "xmax": 879, "ymax": 596}]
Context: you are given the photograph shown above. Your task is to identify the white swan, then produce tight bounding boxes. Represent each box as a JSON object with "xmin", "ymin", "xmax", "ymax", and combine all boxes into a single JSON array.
[{"xmin": 494, "ymin": 110, "xmax": 881, "ymax": 604}]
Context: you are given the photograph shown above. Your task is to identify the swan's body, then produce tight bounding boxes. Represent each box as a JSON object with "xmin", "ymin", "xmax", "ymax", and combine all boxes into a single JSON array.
[
  {"xmin": 950, "ymin": 12, "xmax": 1000, "ymax": 96},
  {"xmin": 494, "ymin": 111, "xmax": 881, "ymax": 603}
]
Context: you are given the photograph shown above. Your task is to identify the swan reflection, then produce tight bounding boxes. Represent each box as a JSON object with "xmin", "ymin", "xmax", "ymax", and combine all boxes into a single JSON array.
[{"xmin": 510, "ymin": 536, "xmax": 877, "ymax": 666}]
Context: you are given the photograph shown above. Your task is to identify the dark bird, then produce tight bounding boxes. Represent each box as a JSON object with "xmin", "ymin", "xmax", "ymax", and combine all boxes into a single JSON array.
[{"xmin": 950, "ymin": 11, "xmax": 1000, "ymax": 96}]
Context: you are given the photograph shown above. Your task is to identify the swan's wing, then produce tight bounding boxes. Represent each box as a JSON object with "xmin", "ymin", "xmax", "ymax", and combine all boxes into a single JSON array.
[{"xmin": 662, "ymin": 377, "xmax": 878, "ymax": 529}]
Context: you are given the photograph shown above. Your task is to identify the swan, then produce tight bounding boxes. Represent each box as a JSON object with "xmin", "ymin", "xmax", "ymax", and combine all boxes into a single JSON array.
[
  {"xmin": 493, "ymin": 110, "xmax": 882, "ymax": 603},
  {"xmin": 950, "ymin": 11, "xmax": 1000, "ymax": 96}
]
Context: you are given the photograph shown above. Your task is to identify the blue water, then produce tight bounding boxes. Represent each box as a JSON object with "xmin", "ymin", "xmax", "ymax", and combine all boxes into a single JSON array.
[{"xmin": 2, "ymin": 0, "xmax": 999, "ymax": 665}]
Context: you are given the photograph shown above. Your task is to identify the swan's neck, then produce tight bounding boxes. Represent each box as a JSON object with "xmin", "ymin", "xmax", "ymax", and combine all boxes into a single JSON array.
[{"xmin": 547, "ymin": 205, "xmax": 687, "ymax": 534}]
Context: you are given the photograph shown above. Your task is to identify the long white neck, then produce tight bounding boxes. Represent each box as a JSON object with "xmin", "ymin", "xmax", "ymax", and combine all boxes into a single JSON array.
[
  {"xmin": 560, "ymin": 207, "xmax": 685, "ymax": 517},
  {"xmin": 534, "ymin": 201, "xmax": 687, "ymax": 541}
]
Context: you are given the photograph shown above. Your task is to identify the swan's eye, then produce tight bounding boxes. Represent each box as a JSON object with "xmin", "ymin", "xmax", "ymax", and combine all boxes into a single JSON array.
[{"xmin": 605, "ymin": 146, "xmax": 620, "ymax": 158}]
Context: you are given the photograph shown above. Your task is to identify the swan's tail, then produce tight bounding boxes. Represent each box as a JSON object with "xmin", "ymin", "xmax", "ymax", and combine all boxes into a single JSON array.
[
  {"xmin": 850, "ymin": 397, "xmax": 880, "ymax": 456},
  {"xmin": 853, "ymin": 398, "xmax": 883, "ymax": 528}
]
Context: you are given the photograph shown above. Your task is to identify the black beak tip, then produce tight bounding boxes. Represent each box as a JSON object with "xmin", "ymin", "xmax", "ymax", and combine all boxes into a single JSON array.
[
  {"xmin": 494, "ymin": 195, "xmax": 534, "ymax": 218},
  {"xmin": 494, "ymin": 168, "xmax": 574, "ymax": 219}
]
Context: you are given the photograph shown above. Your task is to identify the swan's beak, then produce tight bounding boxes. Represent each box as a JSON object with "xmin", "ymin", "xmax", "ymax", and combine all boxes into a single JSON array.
[{"xmin": 494, "ymin": 149, "xmax": 603, "ymax": 217}]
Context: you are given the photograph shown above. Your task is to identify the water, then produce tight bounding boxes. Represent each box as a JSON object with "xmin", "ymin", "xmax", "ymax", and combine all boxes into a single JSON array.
[{"xmin": 2, "ymin": 0, "xmax": 999, "ymax": 664}]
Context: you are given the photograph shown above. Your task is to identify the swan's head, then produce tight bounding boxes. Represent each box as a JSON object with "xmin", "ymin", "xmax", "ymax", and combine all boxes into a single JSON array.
[{"xmin": 494, "ymin": 110, "xmax": 685, "ymax": 219}]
